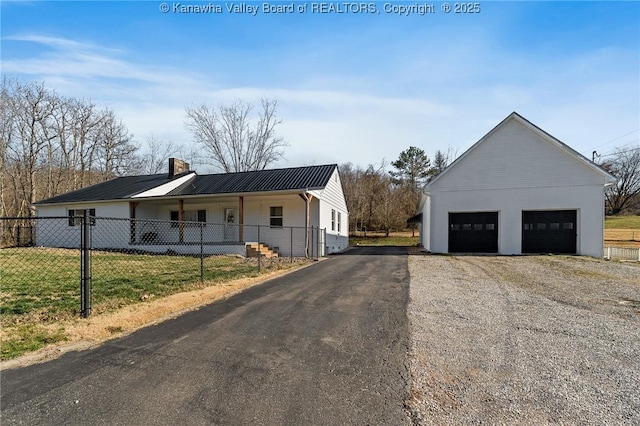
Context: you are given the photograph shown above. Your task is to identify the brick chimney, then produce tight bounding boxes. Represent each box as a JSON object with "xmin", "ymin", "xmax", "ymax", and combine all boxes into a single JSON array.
[{"xmin": 168, "ymin": 158, "xmax": 190, "ymax": 178}]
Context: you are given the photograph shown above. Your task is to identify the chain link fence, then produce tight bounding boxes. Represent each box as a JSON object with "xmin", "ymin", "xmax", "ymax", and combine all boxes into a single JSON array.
[{"xmin": 1, "ymin": 215, "xmax": 326, "ymax": 318}]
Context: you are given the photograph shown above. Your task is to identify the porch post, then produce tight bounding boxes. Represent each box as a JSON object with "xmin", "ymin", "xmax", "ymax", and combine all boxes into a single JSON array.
[
  {"xmin": 129, "ymin": 202, "xmax": 138, "ymax": 244},
  {"xmin": 178, "ymin": 199, "xmax": 184, "ymax": 243},
  {"xmin": 239, "ymin": 196, "xmax": 244, "ymax": 242}
]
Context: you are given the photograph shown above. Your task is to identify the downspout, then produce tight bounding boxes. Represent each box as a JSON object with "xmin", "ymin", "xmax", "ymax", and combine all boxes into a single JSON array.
[{"xmin": 299, "ymin": 191, "xmax": 313, "ymax": 258}]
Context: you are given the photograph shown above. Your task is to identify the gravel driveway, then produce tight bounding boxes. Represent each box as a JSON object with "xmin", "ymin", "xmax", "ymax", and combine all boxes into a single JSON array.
[{"xmin": 407, "ymin": 255, "xmax": 640, "ymax": 425}]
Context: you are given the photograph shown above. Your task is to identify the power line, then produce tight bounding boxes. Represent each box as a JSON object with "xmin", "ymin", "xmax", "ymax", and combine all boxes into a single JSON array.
[
  {"xmin": 596, "ymin": 146, "xmax": 640, "ymax": 159},
  {"xmin": 591, "ymin": 128, "xmax": 640, "ymax": 150}
]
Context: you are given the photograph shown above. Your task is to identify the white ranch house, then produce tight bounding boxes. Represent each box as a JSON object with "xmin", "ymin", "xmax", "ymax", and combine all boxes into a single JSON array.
[
  {"xmin": 414, "ymin": 112, "xmax": 617, "ymax": 257},
  {"xmin": 34, "ymin": 162, "xmax": 349, "ymax": 257}
]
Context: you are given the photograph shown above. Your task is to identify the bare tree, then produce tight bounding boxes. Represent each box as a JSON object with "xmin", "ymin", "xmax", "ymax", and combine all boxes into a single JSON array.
[
  {"xmin": 95, "ymin": 109, "xmax": 138, "ymax": 179},
  {"xmin": 339, "ymin": 162, "xmax": 371, "ymax": 234},
  {"xmin": 603, "ymin": 146, "xmax": 640, "ymax": 215},
  {"xmin": 2, "ymin": 79, "xmax": 55, "ymax": 216},
  {"xmin": 138, "ymin": 135, "xmax": 181, "ymax": 175},
  {"xmin": 185, "ymin": 99, "xmax": 288, "ymax": 172},
  {"xmin": 1, "ymin": 77, "xmax": 137, "ymax": 217}
]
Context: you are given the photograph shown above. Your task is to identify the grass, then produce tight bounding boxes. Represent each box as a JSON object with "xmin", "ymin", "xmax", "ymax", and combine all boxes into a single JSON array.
[
  {"xmin": 0, "ymin": 247, "xmax": 304, "ymax": 360},
  {"xmin": 350, "ymin": 232, "xmax": 419, "ymax": 247},
  {"xmin": 605, "ymin": 215, "xmax": 640, "ymax": 229},
  {"xmin": 1, "ymin": 324, "xmax": 68, "ymax": 360}
]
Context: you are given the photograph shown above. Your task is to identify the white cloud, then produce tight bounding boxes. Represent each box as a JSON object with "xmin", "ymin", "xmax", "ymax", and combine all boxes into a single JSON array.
[{"xmin": 4, "ymin": 32, "xmax": 638, "ymax": 170}]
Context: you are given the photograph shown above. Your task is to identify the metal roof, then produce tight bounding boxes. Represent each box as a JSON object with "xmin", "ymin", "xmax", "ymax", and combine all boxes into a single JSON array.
[
  {"xmin": 34, "ymin": 173, "xmax": 180, "ymax": 205},
  {"xmin": 168, "ymin": 164, "xmax": 336, "ymax": 196},
  {"xmin": 35, "ymin": 165, "xmax": 337, "ymax": 205}
]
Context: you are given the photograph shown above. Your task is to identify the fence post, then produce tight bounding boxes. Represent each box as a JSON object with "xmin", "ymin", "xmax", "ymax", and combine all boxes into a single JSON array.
[
  {"xmin": 323, "ymin": 228, "xmax": 326, "ymax": 257},
  {"xmin": 200, "ymin": 223, "xmax": 204, "ymax": 283},
  {"xmin": 290, "ymin": 227, "xmax": 293, "ymax": 263},
  {"xmin": 81, "ymin": 210, "xmax": 92, "ymax": 318},
  {"xmin": 311, "ymin": 226, "xmax": 315, "ymax": 260},
  {"xmin": 257, "ymin": 225, "xmax": 261, "ymax": 272}
]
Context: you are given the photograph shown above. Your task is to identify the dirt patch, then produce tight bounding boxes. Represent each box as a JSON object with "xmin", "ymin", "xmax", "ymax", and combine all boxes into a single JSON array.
[
  {"xmin": 605, "ymin": 228, "xmax": 640, "ymax": 248},
  {"xmin": 0, "ymin": 261, "xmax": 318, "ymax": 370}
]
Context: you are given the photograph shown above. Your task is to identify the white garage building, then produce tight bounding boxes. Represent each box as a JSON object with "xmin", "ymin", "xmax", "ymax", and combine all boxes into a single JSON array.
[{"xmin": 417, "ymin": 112, "xmax": 617, "ymax": 257}]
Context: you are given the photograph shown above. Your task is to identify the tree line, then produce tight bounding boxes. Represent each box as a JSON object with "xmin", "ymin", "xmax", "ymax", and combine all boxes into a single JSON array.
[
  {"xmin": 1, "ymin": 78, "xmax": 142, "ymax": 217},
  {"xmin": 0, "ymin": 78, "xmax": 288, "ymax": 218},
  {"xmin": 339, "ymin": 146, "xmax": 455, "ymax": 236},
  {"xmin": 2, "ymin": 77, "xmax": 638, "ymax": 225}
]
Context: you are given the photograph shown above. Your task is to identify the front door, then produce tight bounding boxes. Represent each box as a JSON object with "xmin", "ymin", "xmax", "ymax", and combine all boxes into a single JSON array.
[{"xmin": 224, "ymin": 208, "xmax": 237, "ymax": 241}]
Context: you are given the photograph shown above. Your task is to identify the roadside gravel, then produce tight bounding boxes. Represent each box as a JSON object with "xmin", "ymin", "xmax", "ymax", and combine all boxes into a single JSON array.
[{"xmin": 407, "ymin": 255, "xmax": 640, "ymax": 425}]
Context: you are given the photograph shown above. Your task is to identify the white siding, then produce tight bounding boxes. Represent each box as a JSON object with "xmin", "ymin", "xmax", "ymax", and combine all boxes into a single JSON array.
[
  {"xmin": 431, "ymin": 119, "xmax": 609, "ymax": 192},
  {"xmin": 421, "ymin": 195, "xmax": 431, "ymax": 250},
  {"xmin": 428, "ymin": 186, "xmax": 605, "ymax": 257},
  {"xmin": 244, "ymin": 194, "xmax": 308, "ymax": 256},
  {"xmin": 35, "ymin": 202, "xmax": 129, "ymax": 248},
  {"xmin": 423, "ymin": 115, "xmax": 610, "ymax": 258},
  {"xmin": 315, "ymin": 169, "xmax": 349, "ymax": 253},
  {"xmin": 32, "ymin": 167, "xmax": 351, "ymax": 256}
]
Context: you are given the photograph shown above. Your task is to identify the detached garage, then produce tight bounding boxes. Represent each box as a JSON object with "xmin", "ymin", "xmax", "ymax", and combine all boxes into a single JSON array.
[{"xmin": 417, "ymin": 112, "xmax": 617, "ymax": 257}]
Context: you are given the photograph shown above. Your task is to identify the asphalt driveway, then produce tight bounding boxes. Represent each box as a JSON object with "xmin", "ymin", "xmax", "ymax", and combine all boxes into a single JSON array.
[{"xmin": 1, "ymin": 247, "xmax": 411, "ymax": 425}]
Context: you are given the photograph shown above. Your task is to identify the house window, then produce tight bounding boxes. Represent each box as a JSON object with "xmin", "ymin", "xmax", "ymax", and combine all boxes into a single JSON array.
[
  {"xmin": 170, "ymin": 210, "xmax": 206, "ymax": 227},
  {"xmin": 337, "ymin": 212, "xmax": 341, "ymax": 233},
  {"xmin": 68, "ymin": 209, "xmax": 96, "ymax": 226},
  {"xmin": 331, "ymin": 209, "xmax": 336, "ymax": 231},
  {"xmin": 270, "ymin": 206, "xmax": 283, "ymax": 227}
]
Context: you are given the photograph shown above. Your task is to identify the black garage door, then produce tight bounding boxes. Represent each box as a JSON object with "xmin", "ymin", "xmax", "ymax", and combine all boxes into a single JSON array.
[
  {"xmin": 449, "ymin": 212, "xmax": 498, "ymax": 253},
  {"xmin": 522, "ymin": 210, "xmax": 577, "ymax": 254}
]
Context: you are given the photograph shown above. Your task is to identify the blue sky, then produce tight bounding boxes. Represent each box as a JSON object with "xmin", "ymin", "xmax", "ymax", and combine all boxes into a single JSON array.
[{"xmin": 2, "ymin": 1, "xmax": 639, "ymax": 171}]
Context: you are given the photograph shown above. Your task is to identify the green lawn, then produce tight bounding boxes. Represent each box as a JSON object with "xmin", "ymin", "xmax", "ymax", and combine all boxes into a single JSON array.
[
  {"xmin": 605, "ymin": 215, "xmax": 640, "ymax": 229},
  {"xmin": 349, "ymin": 236, "xmax": 419, "ymax": 247},
  {"xmin": 0, "ymin": 248, "xmax": 301, "ymax": 360}
]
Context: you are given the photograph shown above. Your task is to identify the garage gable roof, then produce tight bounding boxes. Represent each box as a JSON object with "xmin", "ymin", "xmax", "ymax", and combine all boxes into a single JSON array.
[{"xmin": 425, "ymin": 112, "xmax": 617, "ymax": 191}]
